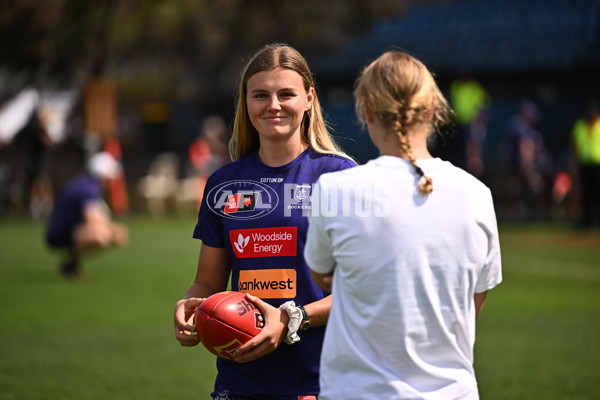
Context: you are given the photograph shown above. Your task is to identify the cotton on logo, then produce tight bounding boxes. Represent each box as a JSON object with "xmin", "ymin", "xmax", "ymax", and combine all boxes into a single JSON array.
[{"xmin": 233, "ymin": 234, "xmax": 250, "ymax": 253}]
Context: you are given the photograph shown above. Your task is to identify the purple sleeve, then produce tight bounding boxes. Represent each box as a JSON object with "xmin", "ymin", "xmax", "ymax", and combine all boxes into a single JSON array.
[{"xmin": 192, "ymin": 174, "xmax": 225, "ymax": 248}]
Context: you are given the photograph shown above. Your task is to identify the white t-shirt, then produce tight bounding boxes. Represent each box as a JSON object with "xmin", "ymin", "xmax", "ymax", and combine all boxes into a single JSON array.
[{"xmin": 305, "ymin": 156, "xmax": 502, "ymax": 400}]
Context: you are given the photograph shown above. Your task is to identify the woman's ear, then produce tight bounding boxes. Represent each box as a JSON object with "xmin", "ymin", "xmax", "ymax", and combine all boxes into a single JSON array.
[
  {"xmin": 364, "ymin": 108, "xmax": 375, "ymax": 124},
  {"xmin": 306, "ymin": 87, "xmax": 315, "ymax": 111},
  {"xmin": 427, "ymin": 106, "xmax": 435, "ymax": 121}
]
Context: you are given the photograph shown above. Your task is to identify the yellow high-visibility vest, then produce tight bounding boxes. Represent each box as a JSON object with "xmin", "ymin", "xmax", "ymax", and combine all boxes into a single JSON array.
[
  {"xmin": 450, "ymin": 79, "xmax": 488, "ymax": 125},
  {"xmin": 573, "ymin": 118, "xmax": 600, "ymax": 164}
]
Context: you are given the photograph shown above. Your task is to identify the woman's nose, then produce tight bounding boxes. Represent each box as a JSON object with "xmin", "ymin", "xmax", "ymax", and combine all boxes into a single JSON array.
[{"xmin": 267, "ymin": 95, "xmax": 281, "ymax": 110}]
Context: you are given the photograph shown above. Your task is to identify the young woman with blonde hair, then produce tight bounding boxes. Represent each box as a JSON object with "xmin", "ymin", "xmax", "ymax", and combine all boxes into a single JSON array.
[
  {"xmin": 306, "ymin": 50, "xmax": 502, "ymax": 400},
  {"xmin": 229, "ymin": 44, "xmax": 349, "ymax": 162},
  {"xmin": 174, "ymin": 43, "xmax": 355, "ymax": 400}
]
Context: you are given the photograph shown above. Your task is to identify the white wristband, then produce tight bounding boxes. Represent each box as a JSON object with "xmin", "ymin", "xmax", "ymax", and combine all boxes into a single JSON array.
[{"xmin": 279, "ymin": 301, "xmax": 302, "ymax": 345}]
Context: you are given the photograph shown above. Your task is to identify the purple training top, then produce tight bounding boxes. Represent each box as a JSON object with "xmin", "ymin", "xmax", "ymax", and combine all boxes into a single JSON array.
[
  {"xmin": 194, "ymin": 147, "xmax": 356, "ymax": 397},
  {"xmin": 46, "ymin": 174, "xmax": 102, "ymax": 248}
]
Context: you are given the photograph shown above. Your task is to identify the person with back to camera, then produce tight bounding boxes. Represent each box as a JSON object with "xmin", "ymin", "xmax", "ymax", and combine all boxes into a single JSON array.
[
  {"xmin": 45, "ymin": 151, "xmax": 128, "ymax": 278},
  {"xmin": 305, "ymin": 50, "xmax": 502, "ymax": 400},
  {"xmin": 173, "ymin": 43, "xmax": 356, "ymax": 400}
]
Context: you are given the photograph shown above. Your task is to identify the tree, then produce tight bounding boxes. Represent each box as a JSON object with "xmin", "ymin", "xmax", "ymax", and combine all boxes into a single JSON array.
[{"xmin": 0, "ymin": 0, "xmax": 411, "ymax": 101}]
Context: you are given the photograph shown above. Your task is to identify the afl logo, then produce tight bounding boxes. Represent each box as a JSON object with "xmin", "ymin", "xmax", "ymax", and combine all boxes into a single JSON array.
[{"xmin": 206, "ymin": 180, "xmax": 279, "ymax": 220}]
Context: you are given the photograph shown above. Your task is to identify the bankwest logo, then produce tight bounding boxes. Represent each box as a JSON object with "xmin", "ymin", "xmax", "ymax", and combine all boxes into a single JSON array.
[
  {"xmin": 230, "ymin": 227, "xmax": 297, "ymax": 258},
  {"xmin": 238, "ymin": 269, "xmax": 297, "ymax": 298}
]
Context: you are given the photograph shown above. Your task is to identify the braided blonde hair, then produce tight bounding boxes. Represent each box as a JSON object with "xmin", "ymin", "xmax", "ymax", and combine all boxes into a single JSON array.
[{"xmin": 353, "ymin": 50, "xmax": 452, "ymax": 194}]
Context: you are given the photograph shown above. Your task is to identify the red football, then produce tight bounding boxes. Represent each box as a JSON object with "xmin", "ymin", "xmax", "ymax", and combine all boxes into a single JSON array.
[{"xmin": 194, "ymin": 291, "xmax": 264, "ymax": 359}]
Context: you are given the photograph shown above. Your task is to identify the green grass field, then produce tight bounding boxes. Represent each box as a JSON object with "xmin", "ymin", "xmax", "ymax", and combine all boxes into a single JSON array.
[{"xmin": 0, "ymin": 217, "xmax": 598, "ymax": 399}]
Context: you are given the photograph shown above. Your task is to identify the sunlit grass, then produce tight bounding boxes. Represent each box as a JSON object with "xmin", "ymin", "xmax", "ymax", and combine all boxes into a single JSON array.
[{"xmin": 0, "ymin": 218, "xmax": 598, "ymax": 399}]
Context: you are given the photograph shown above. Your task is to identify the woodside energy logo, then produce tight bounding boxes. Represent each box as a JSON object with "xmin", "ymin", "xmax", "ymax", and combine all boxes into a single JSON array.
[
  {"xmin": 206, "ymin": 180, "xmax": 279, "ymax": 220},
  {"xmin": 229, "ymin": 227, "xmax": 297, "ymax": 258}
]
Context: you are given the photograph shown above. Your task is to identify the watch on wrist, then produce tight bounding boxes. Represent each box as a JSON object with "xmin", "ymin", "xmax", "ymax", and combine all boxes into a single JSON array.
[{"xmin": 298, "ymin": 305, "xmax": 311, "ymax": 330}]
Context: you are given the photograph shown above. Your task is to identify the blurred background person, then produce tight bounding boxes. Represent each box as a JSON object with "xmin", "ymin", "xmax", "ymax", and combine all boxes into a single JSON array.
[
  {"xmin": 188, "ymin": 115, "xmax": 231, "ymax": 178},
  {"xmin": 503, "ymin": 99, "xmax": 552, "ymax": 221},
  {"xmin": 186, "ymin": 115, "xmax": 230, "ymax": 204},
  {"xmin": 45, "ymin": 151, "xmax": 128, "ymax": 279},
  {"xmin": 164, "ymin": 115, "xmax": 233, "ymax": 215},
  {"xmin": 448, "ymin": 73, "xmax": 490, "ymax": 179},
  {"xmin": 571, "ymin": 100, "xmax": 600, "ymax": 229}
]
